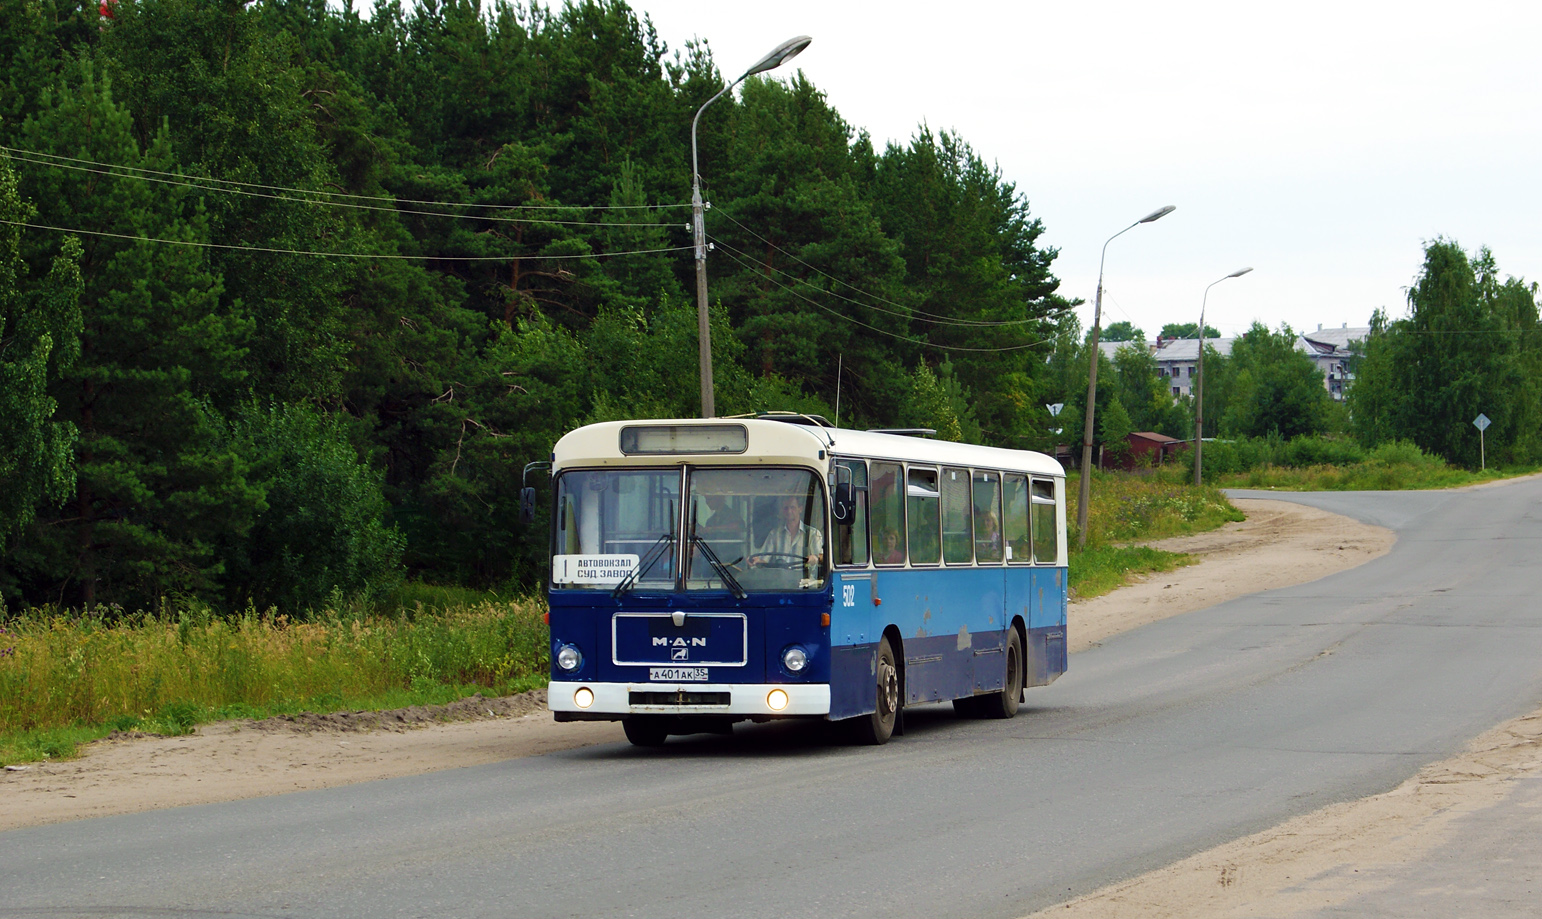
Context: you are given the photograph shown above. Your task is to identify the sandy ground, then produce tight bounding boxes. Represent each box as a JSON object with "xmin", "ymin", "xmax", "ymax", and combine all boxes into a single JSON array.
[{"xmin": 6, "ymin": 497, "xmax": 1535, "ymax": 915}]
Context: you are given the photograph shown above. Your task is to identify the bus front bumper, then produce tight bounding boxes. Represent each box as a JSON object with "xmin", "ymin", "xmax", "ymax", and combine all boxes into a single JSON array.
[{"xmin": 548, "ymin": 681, "xmax": 831, "ymax": 719}]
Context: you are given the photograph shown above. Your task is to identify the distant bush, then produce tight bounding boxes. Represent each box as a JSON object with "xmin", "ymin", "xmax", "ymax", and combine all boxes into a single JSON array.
[
  {"xmin": 1193, "ymin": 435, "xmax": 1520, "ymax": 491},
  {"xmin": 1367, "ymin": 440, "xmax": 1439, "ymax": 468},
  {"xmin": 1282, "ymin": 436, "xmax": 1365, "ymax": 467}
]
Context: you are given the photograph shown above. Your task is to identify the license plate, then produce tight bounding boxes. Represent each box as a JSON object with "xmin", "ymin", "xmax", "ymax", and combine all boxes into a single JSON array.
[{"xmin": 649, "ymin": 667, "xmax": 708, "ymax": 682}]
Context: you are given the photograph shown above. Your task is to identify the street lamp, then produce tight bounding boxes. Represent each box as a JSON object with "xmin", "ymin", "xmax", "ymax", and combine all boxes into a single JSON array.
[
  {"xmin": 1076, "ymin": 205, "xmax": 1175, "ymax": 548},
  {"xmin": 690, "ymin": 35, "xmax": 813, "ymax": 418},
  {"xmin": 1193, "ymin": 267, "xmax": 1253, "ymax": 486}
]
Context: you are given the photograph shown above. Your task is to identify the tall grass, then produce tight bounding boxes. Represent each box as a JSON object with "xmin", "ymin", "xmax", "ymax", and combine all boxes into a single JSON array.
[
  {"xmin": 0, "ymin": 597, "xmax": 548, "ymax": 762},
  {"xmin": 1068, "ymin": 470, "xmax": 1244, "ymax": 548},
  {"xmin": 1065, "ymin": 471, "xmax": 1244, "ymax": 599}
]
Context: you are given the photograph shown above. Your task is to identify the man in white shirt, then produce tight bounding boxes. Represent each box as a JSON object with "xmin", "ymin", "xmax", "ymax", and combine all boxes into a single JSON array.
[{"xmin": 751, "ymin": 495, "xmax": 824, "ymax": 569}]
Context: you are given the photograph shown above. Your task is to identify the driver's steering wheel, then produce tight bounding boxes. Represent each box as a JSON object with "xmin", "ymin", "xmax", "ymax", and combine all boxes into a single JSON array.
[{"xmin": 750, "ymin": 551, "xmax": 806, "ymax": 569}]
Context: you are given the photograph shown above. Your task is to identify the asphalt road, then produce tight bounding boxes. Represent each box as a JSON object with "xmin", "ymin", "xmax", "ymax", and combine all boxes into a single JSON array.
[{"xmin": 6, "ymin": 481, "xmax": 1542, "ymax": 919}]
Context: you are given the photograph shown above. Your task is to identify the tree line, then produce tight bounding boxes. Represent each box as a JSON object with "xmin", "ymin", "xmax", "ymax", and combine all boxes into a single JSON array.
[
  {"xmin": 1045, "ymin": 240, "xmax": 1541, "ymax": 473},
  {"xmin": 1, "ymin": 0, "xmax": 1070, "ymax": 612}
]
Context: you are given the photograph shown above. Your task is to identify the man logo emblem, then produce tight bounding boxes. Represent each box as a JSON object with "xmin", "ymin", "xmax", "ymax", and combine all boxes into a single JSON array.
[{"xmin": 672, "ymin": 647, "xmax": 689, "ymax": 661}]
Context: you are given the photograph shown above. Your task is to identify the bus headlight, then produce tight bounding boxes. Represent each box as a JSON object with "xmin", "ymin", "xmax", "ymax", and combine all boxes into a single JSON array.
[
  {"xmin": 781, "ymin": 646, "xmax": 809, "ymax": 673},
  {"xmin": 767, "ymin": 688, "xmax": 790, "ymax": 711},
  {"xmin": 574, "ymin": 687, "xmax": 594, "ymax": 708},
  {"xmin": 556, "ymin": 644, "xmax": 583, "ymax": 672}
]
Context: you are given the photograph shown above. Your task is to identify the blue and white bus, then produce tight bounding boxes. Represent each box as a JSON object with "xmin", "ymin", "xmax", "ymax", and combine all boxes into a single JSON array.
[{"xmin": 542, "ymin": 414, "xmax": 1067, "ymax": 746}]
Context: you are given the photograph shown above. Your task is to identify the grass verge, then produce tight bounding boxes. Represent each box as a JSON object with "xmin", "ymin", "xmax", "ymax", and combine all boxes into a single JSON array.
[
  {"xmin": 0, "ymin": 597, "xmax": 548, "ymax": 766},
  {"xmin": 1069, "ymin": 545, "xmax": 1196, "ymax": 600},
  {"xmin": 1213, "ymin": 462, "xmax": 1533, "ymax": 491}
]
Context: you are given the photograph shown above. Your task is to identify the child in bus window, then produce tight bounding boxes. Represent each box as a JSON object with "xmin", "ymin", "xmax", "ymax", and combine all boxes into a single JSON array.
[{"xmin": 975, "ymin": 510, "xmax": 1002, "ymax": 560}]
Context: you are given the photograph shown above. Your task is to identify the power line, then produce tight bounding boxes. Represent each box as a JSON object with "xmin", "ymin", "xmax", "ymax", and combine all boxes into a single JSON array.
[
  {"xmin": 713, "ymin": 245, "xmax": 1053, "ymax": 354},
  {"xmin": 4, "ymin": 219, "xmax": 692, "ymax": 262},
  {"xmin": 711, "ymin": 237, "xmax": 1052, "ymax": 330},
  {"xmin": 713, "ymin": 208, "xmax": 1059, "ymax": 327},
  {"xmin": 1, "ymin": 146, "xmax": 687, "ymax": 227}
]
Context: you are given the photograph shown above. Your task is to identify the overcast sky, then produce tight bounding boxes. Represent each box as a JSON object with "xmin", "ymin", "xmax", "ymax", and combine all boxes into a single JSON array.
[{"xmin": 625, "ymin": 0, "xmax": 1542, "ymax": 340}]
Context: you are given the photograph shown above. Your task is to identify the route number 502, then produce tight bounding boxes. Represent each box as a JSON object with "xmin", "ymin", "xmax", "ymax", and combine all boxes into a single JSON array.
[{"xmin": 842, "ymin": 584, "xmax": 856, "ymax": 607}]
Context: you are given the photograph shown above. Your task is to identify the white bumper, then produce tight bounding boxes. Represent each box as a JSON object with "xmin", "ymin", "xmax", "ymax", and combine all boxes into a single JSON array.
[{"xmin": 548, "ymin": 681, "xmax": 831, "ymax": 717}]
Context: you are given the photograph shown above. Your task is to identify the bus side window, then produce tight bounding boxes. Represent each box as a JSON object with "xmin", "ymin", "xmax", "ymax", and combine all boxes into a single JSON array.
[
  {"xmin": 834, "ymin": 459, "xmax": 870, "ymax": 566},
  {"xmin": 871, "ymin": 462, "xmax": 905, "ymax": 565},
  {"xmin": 973, "ymin": 470, "xmax": 1003, "ymax": 564},
  {"xmin": 942, "ymin": 466, "xmax": 972, "ymax": 564},
  {"xmin": 907, "ymin": 467, "xmax": 941, "ymax": 566},
  {"xmin": 1003, "ymin": 474, "xmax": 1030, "ymax": 564},
  {"xmin": 1031, "ymin": 478, "xmax": 1059, "ymax": 565}
]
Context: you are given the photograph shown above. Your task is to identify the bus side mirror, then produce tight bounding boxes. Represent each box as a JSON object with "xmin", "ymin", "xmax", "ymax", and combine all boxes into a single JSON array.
[
  {"xmin": 519, "ymin": 460, "xmax": 551, "ymax": 526},
  {"xmin": 832, "ymin": 482, "xmax": 854, "ymax": 523}
]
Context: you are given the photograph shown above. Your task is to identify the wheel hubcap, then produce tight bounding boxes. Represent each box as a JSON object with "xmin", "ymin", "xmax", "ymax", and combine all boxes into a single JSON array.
[{"xmin": 877, "ymin": 657, "xmax": 899, "ymax": 717}]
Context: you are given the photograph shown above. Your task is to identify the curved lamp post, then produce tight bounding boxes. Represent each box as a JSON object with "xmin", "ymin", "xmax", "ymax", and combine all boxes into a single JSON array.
[
  {"xmin": 1193, "ymin": 266, "xmax": 1253, "ymax": 486},
  {"xmin": 691, "ymin": 35, "xmax": 812, "ymax": 418},
  {"xmin": 1076, "ymin": 205, "xmax": 1175, "ymax": 548}
]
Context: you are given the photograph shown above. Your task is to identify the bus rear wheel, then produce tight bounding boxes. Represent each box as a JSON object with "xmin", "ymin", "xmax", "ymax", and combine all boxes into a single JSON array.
[
  {"xmin": 852, "ymin": 637, "xmax": 900, "ymax": 745},
  {"xmin": 623, "ymin": 715, "xmax": 670, "ymax": 747},
  {"xmin": 978, "ymin": 628, "xmax": 1022, "ymax": 720}
]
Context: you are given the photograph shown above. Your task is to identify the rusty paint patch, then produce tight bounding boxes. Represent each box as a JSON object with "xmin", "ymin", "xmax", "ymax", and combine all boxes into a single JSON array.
[{"xmin": 956, "ymin": 625, "xmax": 971, "ymax": 651}]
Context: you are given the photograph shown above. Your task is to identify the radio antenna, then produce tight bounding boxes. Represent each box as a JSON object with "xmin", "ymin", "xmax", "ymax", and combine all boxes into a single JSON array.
[{"xmin": 834, "ymin": 354, "xmax": 843, "ymax": 429}]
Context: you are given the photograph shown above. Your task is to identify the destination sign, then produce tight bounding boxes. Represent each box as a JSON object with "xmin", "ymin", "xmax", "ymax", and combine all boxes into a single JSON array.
[{"xmin": 551, "ymin": 554, "xmax": 639, "ymax": 585}]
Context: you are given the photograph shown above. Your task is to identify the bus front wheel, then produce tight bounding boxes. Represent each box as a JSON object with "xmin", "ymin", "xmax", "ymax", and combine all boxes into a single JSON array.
[
  {"xmin": 623, "ymin": 715, "xmax": 670, "ymax": 747},
  {"xmin": 852, "ymin": 637, "xmax": 900, "ymax": 745}
]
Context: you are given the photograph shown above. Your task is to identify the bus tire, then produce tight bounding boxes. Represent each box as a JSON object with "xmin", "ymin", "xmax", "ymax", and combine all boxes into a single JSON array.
[
  {"xmin": 979, "ymin": 628, "xmax": 1022, "ymax": 719},
  {"xmin": 852, "ymin": 637, "xmax": 901, "ymax": 745},
  {"xmin": 623, "ymin": 715, "xmax": 670, "ymax": 747}
]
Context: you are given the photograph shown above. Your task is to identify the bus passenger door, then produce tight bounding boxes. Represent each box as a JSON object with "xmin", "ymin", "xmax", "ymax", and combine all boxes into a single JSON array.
[{"xmin": 829, "ymin": 571, "xmax": 877, "ymax": 720}]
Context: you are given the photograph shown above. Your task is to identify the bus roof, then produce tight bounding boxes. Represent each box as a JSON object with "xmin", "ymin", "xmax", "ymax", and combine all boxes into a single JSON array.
[{"xmin": 552, "ymin": 419, "xmax": 1065, "ymax": 477}]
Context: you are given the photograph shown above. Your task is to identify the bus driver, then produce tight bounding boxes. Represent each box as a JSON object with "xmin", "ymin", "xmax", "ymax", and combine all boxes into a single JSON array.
[{"xmin": 750, "ymin": 495, "xmax": 824, "ymax": 569}]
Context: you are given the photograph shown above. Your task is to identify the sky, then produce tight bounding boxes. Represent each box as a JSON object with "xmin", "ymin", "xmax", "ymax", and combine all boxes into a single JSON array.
[{"xmin": 624, "ymin": 0, "xmax": 1542, "ymax": 341}]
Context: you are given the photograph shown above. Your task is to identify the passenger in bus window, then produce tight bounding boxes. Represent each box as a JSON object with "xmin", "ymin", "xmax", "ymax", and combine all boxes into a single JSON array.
[
  {"xmin": 878, "ymin": 529, "xmax": 905, "ymax": 564},
  {"xmin": 751, "ymin": 495, "xmax": 825, "ymax": 568},
  {"xmin": 975, "ymin": 510, "xmax": 1002, "ymax": 560}
]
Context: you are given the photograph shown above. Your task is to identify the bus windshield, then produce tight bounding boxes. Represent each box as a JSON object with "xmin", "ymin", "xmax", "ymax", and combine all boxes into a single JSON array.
[
  {"xmin": 551, "ymin": 467, "xmax": 826, "ymax": 592},
  {"xmin": 687, "ymin": 468, "xmax": 826, "ymax": 592}
]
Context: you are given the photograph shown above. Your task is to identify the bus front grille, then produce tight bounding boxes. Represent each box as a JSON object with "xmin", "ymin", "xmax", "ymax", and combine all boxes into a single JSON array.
[{"xmin": 629, "ymin": 690, "xmax": 731, "ymax": 707}]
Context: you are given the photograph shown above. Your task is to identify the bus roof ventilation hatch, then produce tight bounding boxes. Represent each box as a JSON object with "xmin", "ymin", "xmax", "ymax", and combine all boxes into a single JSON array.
[{"xmin": 866, "ymin": 428, "xmax": 937, "ymax": 438}]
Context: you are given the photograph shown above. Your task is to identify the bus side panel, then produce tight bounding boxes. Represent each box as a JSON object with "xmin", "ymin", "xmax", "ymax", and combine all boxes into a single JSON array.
[
  {"xmin": 883, "ymin": 568, "xmax": 1008, "ymax": 706},
  {"xmin": 1026, "ymin": 566, "xmax": 1069, "ymax": 687}
]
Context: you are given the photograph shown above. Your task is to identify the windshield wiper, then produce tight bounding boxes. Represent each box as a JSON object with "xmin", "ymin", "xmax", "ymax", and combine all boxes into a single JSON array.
[
  {"xmin": 612, "ymin": 533, "xmax": 675, "ymax": 598},
  {"xmin": 691, "ymin": 535, "xmax": 747, "ymax": 600}
]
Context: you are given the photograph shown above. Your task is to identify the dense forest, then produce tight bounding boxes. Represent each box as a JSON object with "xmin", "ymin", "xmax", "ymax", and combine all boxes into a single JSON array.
[{"xmin": 0, "ymin": 0, "xmax": 1074, "ymax": 611}]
